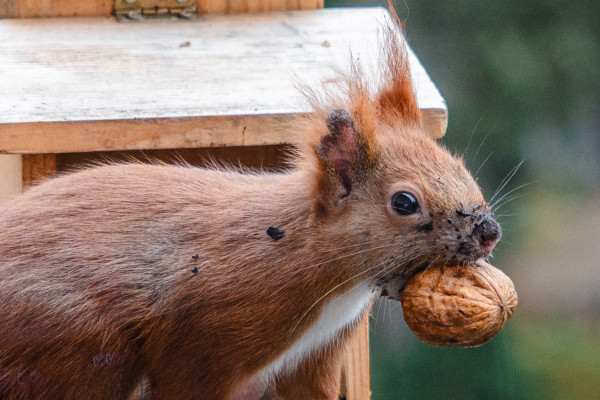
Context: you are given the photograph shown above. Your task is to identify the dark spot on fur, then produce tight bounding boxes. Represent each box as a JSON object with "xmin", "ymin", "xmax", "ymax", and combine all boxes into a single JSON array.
[
  {"xmin": 380, "ymin": 288, "xmax": 389, "ymax": 297},
  {"xmin": 190, "ymin": 267, "xmax": 198, "ymax": 273},
  {"xmin": 315, "ymin": 201, "xmax": 327, "ymax": 219},
  {"xmin": 444, "ymin": 245, "xmax": 449, "ymax": 250},
  {"xmin": 457, "ymin": 210, "xmax": 471, "ymax": 217},
  {"xmin": 457, "ymin": 242, "xmax": 475, "ymax": 255},
  {"xmin": 447, "ymin": 218, "xmax": 452, "ymax": 224},
  {"xmin": 93, "ymin": 354, "xmax": 116, "ymax": 368},
  {"xmin": 191, "ymin": 254, "xmax": 199, "ymax": 259},
  {"xmin": 456, "ymin": 234, "xmax": 462, "ymax": 239},
  {"xmin": 415, "ymin": 221, "xmax": 434, "ymax": 232},
  {"xmin": 266, "ymin": 227, "xmax": 285, "ymax": 240},
  {"xmin": 224, "ymin": 237, "xmax": 238, "ymax": 244},
  {"xmin": 455, "ymin": 228, "xmax": 460, "ymax": 232}
]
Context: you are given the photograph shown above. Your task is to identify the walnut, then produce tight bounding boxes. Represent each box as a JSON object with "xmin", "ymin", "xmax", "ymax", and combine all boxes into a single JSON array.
[{"xmin": 400, "ymin": 260, "xmax": 517, "ymax": 347}]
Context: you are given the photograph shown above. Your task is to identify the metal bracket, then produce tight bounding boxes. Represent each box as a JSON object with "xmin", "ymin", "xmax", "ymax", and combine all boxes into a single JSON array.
[{"xmin": 114, "ymin": 0, "xmax": 197, "ymax": 21}]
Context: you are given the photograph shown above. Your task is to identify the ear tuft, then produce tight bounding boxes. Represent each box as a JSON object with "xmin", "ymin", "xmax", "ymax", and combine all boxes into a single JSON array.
[
  {"xmin": 317, "ymin": 109, "xmax": 360, "ymax": 197},
  {"xmin": 376, "ymin": 8, "xmax": 421, "ymax": 124}
]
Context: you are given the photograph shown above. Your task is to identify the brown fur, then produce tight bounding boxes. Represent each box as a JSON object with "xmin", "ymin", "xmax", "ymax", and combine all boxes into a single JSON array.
[{"xmin": 0, "ymin": 11, "xmax": 498, "ymax": 400}]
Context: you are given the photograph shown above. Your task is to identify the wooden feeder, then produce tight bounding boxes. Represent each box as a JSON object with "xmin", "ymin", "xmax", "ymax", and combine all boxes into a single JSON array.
[{"xmin": 0, "ymin": 1, "xmax": 448, "ymax": 398}]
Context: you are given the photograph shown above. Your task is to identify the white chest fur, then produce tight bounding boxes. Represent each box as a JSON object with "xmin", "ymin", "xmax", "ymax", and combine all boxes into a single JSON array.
[{"xmin": 259, "ymin": 282, "xmax": 373, "ymax": 381}]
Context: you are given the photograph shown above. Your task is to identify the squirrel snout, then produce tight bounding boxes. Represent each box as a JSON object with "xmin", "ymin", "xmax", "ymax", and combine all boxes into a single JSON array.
[{"xmin": 472, "ymin": 213, "xmax": 501, "ymax": 254}]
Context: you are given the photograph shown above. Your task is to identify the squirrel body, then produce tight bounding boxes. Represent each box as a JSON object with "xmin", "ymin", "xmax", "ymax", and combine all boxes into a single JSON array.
[
  {"xmin": 0, "ymin": 13, "xmax": 501, "ymax": 400},
  {"xmin": 0, "ymin": 165, "xmax": 373, "ymax": 399}
]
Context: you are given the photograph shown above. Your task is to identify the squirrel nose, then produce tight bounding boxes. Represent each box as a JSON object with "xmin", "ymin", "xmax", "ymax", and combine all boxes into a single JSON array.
[{"xmin": 472, "ymin": 213, "xmax": 501, "ymax": 254}]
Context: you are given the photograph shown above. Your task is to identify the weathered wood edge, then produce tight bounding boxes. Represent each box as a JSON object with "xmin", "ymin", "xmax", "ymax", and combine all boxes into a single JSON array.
[
  {"xmin": 0, "ymin": 109, "xmax": 446, "ymax": 155},
  {"xmin": 0, "ymin": 114, "xmax": 294, "ymax": 154}
]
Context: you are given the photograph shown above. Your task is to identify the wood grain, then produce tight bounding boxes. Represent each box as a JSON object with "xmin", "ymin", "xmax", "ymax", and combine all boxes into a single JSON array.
[
  {"xmin": 0, "ymin": 0, "xmax": 113, "ymax": 18},
  {"xmin": 21, "ymin": 153, "xmax": 56, "ymax": 188},
  {"xmin": 197, "ymin": 0, "xmax": 319, "ymax": 14},
  {"xmin": 0, "ymin": 8, "xmax": 447, "ymax": 155}
]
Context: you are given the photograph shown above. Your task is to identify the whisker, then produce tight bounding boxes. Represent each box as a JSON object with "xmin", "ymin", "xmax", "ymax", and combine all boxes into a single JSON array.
[
  {"xmin": 490, "ymin": 181, "xmax": 535, "ymax": 209},
  {"xmin": 370, "ymin": 250, "xmax": 428, "ymax": 283},
  {"xmin": 473, "ymin": 151, "xmax": 494, "ymax": 179},
  {"xmin": 493, "ymin": 194, "xmax": 525, "ymax": 213},
  {"xmin": 419, "ymin": 255, "xmax": 440, "ymax": 276},
  {"xmin": 463, "ymin": 114, "xmax": 487, "ymax": 158},
  {"xmin": 471, "ymin": 130, "xmax": 492, "ymax": 165},
  {"xmin": 318, "ymin": 241, "xmax": 375, "ymax": 253},
  {"xmin": 289, "ymin": 261, "xmax": 383, "ymax": 334},
  {"xmin": 281, "ymin": 242, "xmax": 401, "ymax": 278},
  {"xmin": 374, "ymin": 297, "xmax": 384, "ymax": 328},
  {"xmin": 489, "ymin": 159, "xmax": 524, "ymax": 204},
  {"xmin": 495, "ymin": 213, "xmax": 516, "ymax": 219},
  {"xmin": 290, "ymin": 249, "xmax": 430, "ymax": 334}
]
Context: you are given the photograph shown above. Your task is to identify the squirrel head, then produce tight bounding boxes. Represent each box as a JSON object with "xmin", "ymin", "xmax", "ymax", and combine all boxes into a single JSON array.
[{"xmin": 297, "ymin": 14, "xmax": 501, "ymax": 281}]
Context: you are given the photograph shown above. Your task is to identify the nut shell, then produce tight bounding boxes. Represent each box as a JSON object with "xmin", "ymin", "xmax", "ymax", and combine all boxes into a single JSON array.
[{"xmin": 400, "ymin": 260, "xmax": 517, "ymax": 347}]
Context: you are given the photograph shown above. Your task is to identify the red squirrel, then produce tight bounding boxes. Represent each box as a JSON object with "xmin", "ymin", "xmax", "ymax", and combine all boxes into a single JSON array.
[{"xmin": 0, "ymin": 12, "xmax": 501, "ymax": 400}]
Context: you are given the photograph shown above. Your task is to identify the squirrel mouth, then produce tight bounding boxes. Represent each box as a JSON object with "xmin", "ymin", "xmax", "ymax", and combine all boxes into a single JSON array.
[{"xmin": 374, "ymin": 259, "xmax": 432, "ymax": 301}]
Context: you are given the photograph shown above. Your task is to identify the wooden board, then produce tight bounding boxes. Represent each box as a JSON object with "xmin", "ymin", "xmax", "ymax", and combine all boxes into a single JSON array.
[
  {"xmin": 0, "ymin": 0, "xmax": 322, "ymax": 18},
  {"xmin": 0, "ymin": 8, "xmax": 447, "ymax": 155},
  {"xmin": 0, "ymin": 0, "xmax": 113, "ymax": 18}
]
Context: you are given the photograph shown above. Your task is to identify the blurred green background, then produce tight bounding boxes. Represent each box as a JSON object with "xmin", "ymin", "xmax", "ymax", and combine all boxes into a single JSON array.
[{"xmin": 326, "ymin": 0, "xmax": 600, "ymax": 398}]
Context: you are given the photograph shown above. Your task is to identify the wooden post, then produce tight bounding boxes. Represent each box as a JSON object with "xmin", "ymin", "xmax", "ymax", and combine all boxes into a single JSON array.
[
  {"xmin": 0, "ymin": 154, "xmax": 22, "ymax": 205},
  {"xmin": 0, "ymin": 154, "xmax": 56, "ymax": 204},
  {"xmin": 341, "ymin": 318, "xmax": 371, "ymax": 400}
]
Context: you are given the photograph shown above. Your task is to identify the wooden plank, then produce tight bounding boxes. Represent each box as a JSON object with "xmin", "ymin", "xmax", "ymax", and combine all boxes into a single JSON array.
[
  {"xmin": 0, "ymin": 0, "xmax": 320, "ymax": 17},
  {"xmin": 0, "ymin": 155, "xmax": 22, "ymax": 205},
  {"xmin": 342, "ymin": 317, "xmax": 371, "ymax": 400},
  {"xmin": 0, "ymin": 8, "xmax": 447, "ymax": 154},
  {"xmin": 22, "ymin": 153, "xmax": 56, "ymax": 188},
  {"xmin": 0, "ymin": 115, "xmax": 296, "ymax": 154},
  {"xmin": 0, "ymin": 0, "xmax": 113, "ymax": 18},
  {"xmin": 198, "ymin": 0, "xmax": 317, "ymax": 14}
]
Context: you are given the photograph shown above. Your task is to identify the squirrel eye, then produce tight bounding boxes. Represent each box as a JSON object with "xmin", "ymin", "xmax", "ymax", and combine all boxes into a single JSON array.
[{"xmin": 391, "ymin": 192, "xmax": 420, "ymax": 216}]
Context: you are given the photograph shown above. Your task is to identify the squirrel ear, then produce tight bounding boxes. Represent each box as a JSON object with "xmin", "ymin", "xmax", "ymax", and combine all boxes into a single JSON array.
[{"xmin": 317, "ymin": 109, "xmax": 362, "ymax": 197}]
